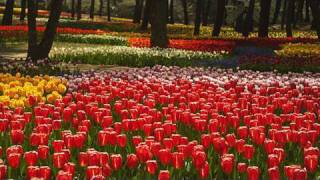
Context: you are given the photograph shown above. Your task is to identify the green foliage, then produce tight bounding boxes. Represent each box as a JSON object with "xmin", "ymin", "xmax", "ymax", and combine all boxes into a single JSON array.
[{"xmin": 56, "ymin": 34, "xmax": 128, "ymax": 45}]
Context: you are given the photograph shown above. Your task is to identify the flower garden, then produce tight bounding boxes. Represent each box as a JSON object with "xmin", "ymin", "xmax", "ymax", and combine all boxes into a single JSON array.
[{"xmin": 1, "ymin": 2, "xmax": 320, "ymax": 179}]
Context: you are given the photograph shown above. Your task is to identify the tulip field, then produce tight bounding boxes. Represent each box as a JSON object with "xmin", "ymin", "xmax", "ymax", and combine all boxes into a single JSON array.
[{"xmin": 0, "ymin": 66, "xmax": 319, "ymax": 180}]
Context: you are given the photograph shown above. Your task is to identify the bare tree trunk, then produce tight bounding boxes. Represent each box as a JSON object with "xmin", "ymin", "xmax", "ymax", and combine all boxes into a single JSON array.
[
  {"xmin": 90, "ymin": 0, "xmax": 95, "ymax": 19},
  {"xmin": 181, "ymin": 0, "xmax": 189, "ymax": 25},
  {"xmin": 258, "ymin": 0, "xmax": 271, "ymax": 37},
  {"xmin": 305, "ymin": 0, "xmax": 310, "ymax": 22},
  {"xmin": 77, "ymin": 0, "xmax": 82, "ymax": 20},
  {"xmin": 310, "ymin": 0, "xmax": 319, "ymax": 40},
  {"xmin": 202, "ymin": 0, "xmax": 211, "ymax": 26},
  {"xmin": 99, "ymin": 0, "xmax": 104, "ymax": 16},
  {"xmin": 272, "ymin": 0, "xmax": 282, "ymax": 24},
  {"xmin": 20, "ymin": 0, "xmax": 27, "ymax": 21},
  {"xmin": 2, "ymin": 0, "xmax": 15, "ymax": 25},
  {"xmin": 71, "ymin": 0, "xmax": 75, "ymax": 19},
  {"xmin": 107, "ymin": 0, "xmax": 111, "ymax": 21},
  {"xmin": 286, "ymin": 0, "xmax": 294, "ymax": 37},
  {"xmin": 295, "ymin": 0, "xmax": 304, "ymax": 25},
  {"xmin": 281, "ymin": 0, "xmax": 287, "ymax": 29},
  {"xmin": 133, "ymin": 0, "xmax": 144, "ymax": 23},
  {"xmin": 242, "ymin": 0, "xmax": 255, "ymax": 37},
  {"xmin": 27, "ymin": 0, "xmax": 64, "ymax": 61},
  {"xmin": 169, "ymin": 0, "xmax": 174, "ymax": 24},
  {"xmin": 212, "ymin": 0, "xmax": 225, "ymax": 37},
  {"xmin": 141, "ymin": 0, "xmax": 150, "ymax": 30},
  {"xmin": 150, "ymin": 0, "xmax": 168, "ymax": 48},
  {"xmin": 194, "ymin": 0, "xmax": 203, "ymax": 35}
]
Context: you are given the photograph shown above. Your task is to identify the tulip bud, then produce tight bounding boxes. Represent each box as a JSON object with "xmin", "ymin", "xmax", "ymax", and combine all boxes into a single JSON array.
[{"xmin": 158, "ymin": 170, "xmax": 170, "ymax": 180}]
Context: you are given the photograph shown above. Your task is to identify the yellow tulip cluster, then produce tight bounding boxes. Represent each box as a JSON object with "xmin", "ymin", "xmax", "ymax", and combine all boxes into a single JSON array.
[{"xmin": 0, "ymin": 73, "xmax": 68, "ymax": 108}]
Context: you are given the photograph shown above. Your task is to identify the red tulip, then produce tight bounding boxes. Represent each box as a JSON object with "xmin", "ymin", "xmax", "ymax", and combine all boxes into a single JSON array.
[
  {"xmin": 126, "ymin": 154, "xmax": 139, "ymax": 169},
  {"xmin": 136, "ymin": 144, "xmax": 152, "ymax": 162},
  {"xmin": 284, "ymin": 165, "xmax": 301, "ymax": 180},
  {"xmin": 24, "ymin": 151, "xmax": 38, "ymax": 166},
  {"xmin": 39, "ymin": 166, "xmax": 51, "ymax": 180},
  {"xmin": 146, "ymin": 160, "xmax": 158, "ymax": 175},
  {"xmin": 237, "ymin": 163, "xmax": 247, "ymax": 173},
  {"xmin": 79, "ymin": 152, "xmax": 88, "ymax": 167},
  {"xmin": 221, "ymin": 154, "xmax": 234, "ymax": 174},
  {"xmin": 304, "ymin": 155, "xmax": 318, "ymax": 173},
  {"xmin": 7, "ymin": 153, "xmax": 21, "ymax": 169},
  {"xmin": 201, "ymin": 134, "xmax": 211, "ymax": 149},
  {"xmin": 192, "ymin": 151, "xmax": 206, "ymax": 170},
  {"xmin": 163, "ymin": 138, "xmax": 174, "ymax": 150},
  {"xmin": 56, "ymin": 170, "xmax": 73, "ymax": 180},
  {"xmin": 86, "ymin": 166, "xmax": 102, "ymax": 180},
  {"xmin": 38, "ymin": 145, "xmax": 49, "ymax": 160},
  {"xmin": 132, "ymin": 136, "xmax": 143, "ymax": 146},
  {"xmin": 27, "ymin": 166, "xmax": 39, "ymax": 179},
  {"xmin": 237, "ymin": 126, "xmax": 248, "ymax": 139},
  {"xmin": 110, "ymin": 154, "xmax": 122, "ymax": 170},
  {"xmin": 154, "ymin": 128, "xmax": 165, "ymax": 141},
  {"xmin": 273, "ymin": 148, "xmax": 285, "ymax": 162},
  {"xmin": 99, "ymin": 152, "xmax": 109, "ymax": 166},
  {"xmin": 53, "ymin": 152, "xmax": 67, "ymax": 169},
  {"xmin": 52, "ymin": 140, "xmax": 65, "ymax": 152},
  {"xmin": 199, "ymin": 161, "xmax": 209, "ymax": 179},
  {"xmin": 225, "ymin": 133, "xmax": 236, "ymax": 147},
  {"xmin": 268, "ymin": 167, "xmax": 280, "ymax": 180},
  {"xmin": 116, "ymin": 134, "xmax": 127, "ymax": 148},
  {"xmin": 247, "ymin": 166, "xmax": 260, "ymax": 180},
  {"xmin": 102, "ymin": 164, "xmax": 112, "ymax": 177},
  {"xmin": 87, "ymin": 150, "xmax": 100, "ymax": 166},
  {"xmin": 158, "ymin": 149, "xmax": 172, "ymax": 166},
  {"xmin": 293, "ymin": 168, "xmax": 307, "ymax": 180},
  {"xmin": 10, "ymin": 130, "xmax": 24, "ymax": 144},
  {"xmin": 0, "ymin": 165, "xmax": 7, "ymax": 179},
  {"xmin": 264, "ymin": 139, "xmax": 276, "ymax": 154},
  {"xmin": 172, "ymin": 152, "xmax": 184, "ymax": 169},
  {"xmin": 158, "ymin": 170, "xmax": 170, "ymax": 180},
  {"xmin": 63, "ymin": 162, "xmax": 76, "ymax": 176},
  {"xmin": 243, "ymin": 144, "xmax": 255, "ymax": 160},
  {"xmin": 267, "ymin": 154, "xmax": 279, "ymax": 168}
]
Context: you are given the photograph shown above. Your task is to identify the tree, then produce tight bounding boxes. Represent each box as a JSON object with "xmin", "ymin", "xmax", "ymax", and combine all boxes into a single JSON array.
[
  {"xmin": 272, "ymin": 0, "xmax": 282, "ymax": 24},
  {"xmin": 77, "ymin": 0, "xmax": 82, "ymax": 20},
  {"xmin": 150, "ymin": 0, "xmax": 168, "ymax": 48},
  {"xmin": 212, "ymin": 0, "xmax": 226, "ymax": 37},
  {"xmin": 202, "ymin": 0, "xmax": 212, "ymax": 26},
  {"xmin": 71, "ymin": 0, "xmax": 75, "ymax": 19},
  {"xmin": 194, "ymin": 0, "xmax": 203, "ymax": 35},
  {"xmin": 286, "ymin": 0, "xmax": 294, "ymax": 37},
  {"xmin": 258, "ymin": 0, "xmax": 272, "ymax": 37},
  {"xmin": 27, "ymin": 0, "xmax": 64, "ymax": 61},
  {"xmin": 90, "ymin": 0, "xmax": 95, "ymax": 19},
  {"xmin": 169, "ymin": 0, "xmax": 174, "ymax": 24},
  {"xmin": 133, "ymin": 0, "xmax": 144, "ymax": 23},
  {"xmin": 295, "ymin": 0, "xmax": 304, "ymax": 25},
  {"xmin": 107, "ymin": 0, "xmax": 111, "ymax": 21},
  {"xmin": 181, "ymin": 0, "xmax": 189, "ymax": 25},
  {"xmin": 242, "ymin": 0, "xmax": 255, "ymax": 37},
  {"xmin": 141, "ymin": 0, "xmax": 151, "ymax": 30},
  {"xmin": 99, "ymin": 0, "xmax": 104, "ymax": 16},
  {"xmin": 20, "ymin": 0, "xmax": 27, "ymax": 21},
  {"xmin": 281, "ymin": 0, "xmax": 287, "ymax": 29},
  {"xmin": 2, "ymin": 0, "xmax": 15, "ymax": 25},
  {"xmin": 310, "ymin": 0, "xmax": 320, "ymax": 40},
  {"xmin": 305, "ymin": 0, "xmax": 310, "ymax": 22}
]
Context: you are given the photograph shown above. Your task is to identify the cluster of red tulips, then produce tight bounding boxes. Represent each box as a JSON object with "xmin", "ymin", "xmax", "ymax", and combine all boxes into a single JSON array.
[
  {"xmin": 0, "ymin": 25, "xmax": 106, "ymax": 35},
  {"xmin": 128, "ymin": 38, "xmax": 235, "ymax": 52},
  {"xmin": 0, "ymin": 68, "xmax": 320, "ymax": 180}
]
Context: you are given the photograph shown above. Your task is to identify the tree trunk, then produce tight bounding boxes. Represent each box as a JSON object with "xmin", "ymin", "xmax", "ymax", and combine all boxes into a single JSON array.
[
  {"xmin": 77, "ymin": 0, "xmax": 82, "ymax": 20},
  {"xmin": 305, "ymin": 0, "xmax": 310, "ymax": 22},
  {"xmin": 272, "ymin": 0, "xmax": 282, "ymax": 24},
  {"xmin": 242, "ymin": 0, "xmax": 255, "ymax": 37},
  {"xmin": 27, "ymin": 0, "xmax": 64, "ymax": 61},
  {"xmin": 295, "ymin": 0, "xmax": 304, "ymax": 24},
  {"xmin": 202, "ymin": 0, "xmax": 211, "ymax": 26},
  {"xmin": 99, "ymin": 0, "xmax": 104, "ymax": 16},
  {"xmin": 310, "ymin": 0, "xmax": 320, "ymax": 40},
  {"xmin": 150, "ymin": 0, "xmax": 168, "ymax": 48},
  {"xmin": 169, "ymin": 0, "xmax": 174, "ymax": 24},
  {"xmin": 107, "ymin": 0, "xmax": 111, "ymax": 21},
  {"xmin": 181, "ymin": 0, "xmax": 189, "ymax": 25},
  {"xmin": 281, "ymin": 0, "xmax": 287, "ymax": 29},
  {"xmin": 286, "ymin": 0, "xmax": 294, "ymax": 37},
  {"xmin": 194, "ymin": 0, "xmax": 203, "ymax": 35},
  {"xmin": 141, "ymin": 0, "xmax": 150, "ymax": 30},
  {"xmin": 20, "ymin": 0, "xmax": 27, "ymax": 21},
  {"xmin": 133, "ymin": 0, "xmax": 144, "ymax": 23},
  {"xmin": 71, "ymin": 0, "xmax": 75, "ymax": 19},
  {"xmin": 212, "ymin": 0, "xmax": 225, "ymax": 37},
  {"xmin": 90, "ymin": 0, "xmax": 95, "ymax": 19},
  {"xmin": 2, "ymin": 0, "xmax": 15, "ymax": 25},
  {"xmin": 258, "ymin": 0, "xmax": 272, "ymax": 37}
]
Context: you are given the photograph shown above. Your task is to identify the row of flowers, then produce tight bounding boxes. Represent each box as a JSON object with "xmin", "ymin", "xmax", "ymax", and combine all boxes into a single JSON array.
[
  {"xmin": 0, "ymin": 66, "xmax": 320, "ymax": 179},
  {"xmin": 0, "ymin": 7, "xmax": 71, "ymax": 19},
  {"xmin": 275, "ymin": 43, "xmax": 320, "ymax": 59},
  {"xmin": 0, "ymin": 73, "xmax": 67, "ymax": 108},
  {"xmin": 56, "ymin": 34, "xmax": 128, "ymax": 46},
  {"xmin": 50, "ymin": 46, "xmax": 229, "ymax": 67}
]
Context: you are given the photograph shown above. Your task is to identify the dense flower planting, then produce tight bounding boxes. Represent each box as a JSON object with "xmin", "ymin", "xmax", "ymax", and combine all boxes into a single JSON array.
[
  {"xmin": 128, "ymin": 38, "xmax": 235, "ymax": 53},
  {"xmin": 56, "ymin": 34, "xmax": 128, "ymax": 46},
  {"xmin": 0, "ymin": 66, "xmax": 319, "ymax": 179},
  {"xmin": 50, "ymin": 46, "xmax": 228, "ymax": 67},
  {"xmin": 0, "ymin": 73, "xmax": 67, "ymax": 108},
  {"xmin": 275, "ymin": 43, "xmax": 320, "ymax": 59}
]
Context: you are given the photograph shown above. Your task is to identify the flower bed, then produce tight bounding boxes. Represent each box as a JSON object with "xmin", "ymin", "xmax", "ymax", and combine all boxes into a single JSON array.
[
  {"xmin": 275, "ymin": 43, "xmax": 320, "ymax": 59},
  {"xmin": 0, "ymin": 7, "xmax": 71, "ymax": 19},
  {"xmin": 128, "ymin": 38, "xmax": 235, "ymax": 53},
  {"xmin": 50, "ymin": 46, "xmax": 228, "ymax": 67},
  {"xmin": 56, "ymin": 34, "xmax": 128, "ymax": 46},
  {"xmin": 0, "ymin": 67, "xmax": 320, "ymax": 179}
]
